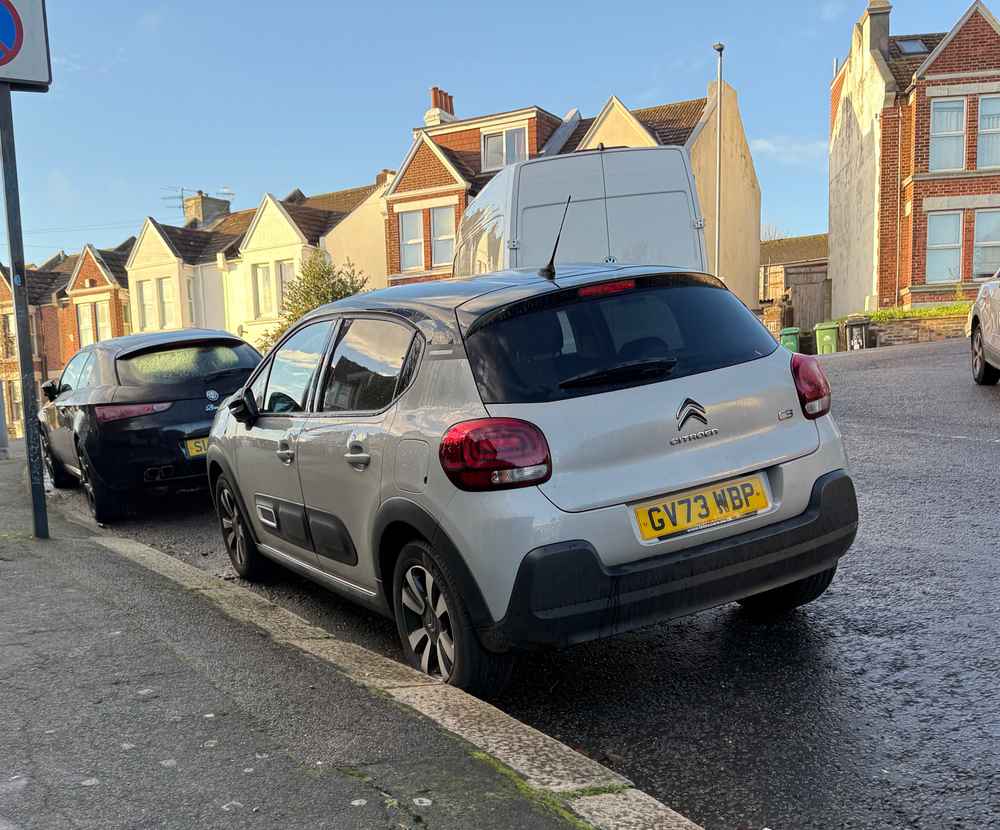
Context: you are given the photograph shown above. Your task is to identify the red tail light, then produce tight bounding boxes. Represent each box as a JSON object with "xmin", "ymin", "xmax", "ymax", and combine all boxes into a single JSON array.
[
  {"xmin": 95, "ymin": 402, "xmax": 173, "ymax": 424},
  {"xmin": 440, "ymin": 418, "xmax": 551, "ymax": 491},
  {"xmin": 790, "ymin": 354, "xmax": 831, "ymax": 420}
]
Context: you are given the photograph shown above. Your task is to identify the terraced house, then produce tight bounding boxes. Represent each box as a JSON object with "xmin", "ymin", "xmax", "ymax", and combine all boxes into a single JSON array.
[
  {"xmin": 384, "ymin": 83, "xmax": 761, "ymax": 305},
  {"xmin": 126, "ymin": 174, "xmax": 392, "ymax": 349},
  {"xmin": 1, "ymin": 240, "xmax": 134, "ymax": 438},
  {"xmin": 830, "ymin": 0, "xmax": 1000, "ymax": 315}
]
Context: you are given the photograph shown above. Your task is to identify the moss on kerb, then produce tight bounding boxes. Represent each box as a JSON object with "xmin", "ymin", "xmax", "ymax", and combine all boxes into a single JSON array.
[{"xmin": 471, "ymin": 751, "xmax": 629, "ymax": 829}]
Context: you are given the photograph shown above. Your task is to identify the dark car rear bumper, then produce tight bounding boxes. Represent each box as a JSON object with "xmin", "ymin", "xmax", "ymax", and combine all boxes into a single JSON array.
[
  {"xmin": 480, "ymin": 470, "xmax": 858, "ymax": 651},
  {"xmin": 86, "ymin": 423, "xmax": 213, "ymax": 493}
]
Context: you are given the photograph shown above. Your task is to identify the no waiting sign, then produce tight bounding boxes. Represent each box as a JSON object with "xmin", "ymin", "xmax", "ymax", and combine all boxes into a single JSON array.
[{"xmin": 0, "ymin": 0, "xmax": 50, "ymax": 91}]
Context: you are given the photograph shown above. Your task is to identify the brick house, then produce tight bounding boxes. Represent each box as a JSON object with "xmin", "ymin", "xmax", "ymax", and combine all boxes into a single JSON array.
[
  {"xmin": 63, "ymin": 240, "xmax": 136, "ymax": 354},
  {"xmin": 830, "ymin": 0, "xmax": 1000, "ymax": 315},
  {"xmin": 383, "ymin": 84, "xmax": 761, "ymax": 305},
  {"xmin": 0, "ymin": 255, "xmax": 76, "ymax": 437}
]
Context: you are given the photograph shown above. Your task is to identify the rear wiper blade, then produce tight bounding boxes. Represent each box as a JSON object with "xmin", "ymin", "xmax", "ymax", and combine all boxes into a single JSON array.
[
  {"xmin": 202, "ymin": 367, "xmax": 250, "ymax": 383},
  {"xmin": 559, "ymin": 358, "xmax": 678, "ymax": 390}
]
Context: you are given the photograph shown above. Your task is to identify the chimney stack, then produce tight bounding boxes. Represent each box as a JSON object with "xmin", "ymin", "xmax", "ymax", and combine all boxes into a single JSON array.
[
  {"xmin": 866, "ymin": 0, "xmax": 892, "ymax": 59},
  {"xmin": 424, "ymin": 86, "xmax": 456, "ymax": 127},
  {"xmin": 375, "ymin": 169, "xmax": 396, "ymax": 187},
  {"xmin": 183, "ymin": 190, "xmax": 231, "ymax": 229}
]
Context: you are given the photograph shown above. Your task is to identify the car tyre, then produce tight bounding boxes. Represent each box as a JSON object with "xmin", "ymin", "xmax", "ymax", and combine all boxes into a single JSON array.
[
  {"xmin": 41, "ymin": 432, "xmax": 76, "ymax": 489},
  {"xmin": 392, "ymin": 539, "xmax": 514, "ymax": 697},
  {"xmin": 972, "ymin": 326, "xmax": 1000, "ymax": 385},
  {"xmin": 78, "ymin": 445, "xmax": 121, "ymax": 526},
  {"xmin": 738, "ymin": 565, "xmax": 837, "ymax": 619},
  {"xmin": 215, "ymin": 475, "xmax": 271, "ymax": 581}
]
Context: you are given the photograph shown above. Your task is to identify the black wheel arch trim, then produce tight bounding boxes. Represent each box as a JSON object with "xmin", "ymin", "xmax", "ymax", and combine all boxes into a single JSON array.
[
  {"xmin": 206, "ymin": 449, "xmax": 259, "ymax": 545},
  {"xmin": 371, "ymin": 497, "xmax": 494, "ymax": 631}
]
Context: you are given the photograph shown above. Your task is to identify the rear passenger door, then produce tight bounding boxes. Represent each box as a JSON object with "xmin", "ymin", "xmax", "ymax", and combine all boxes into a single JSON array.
[
  {"xmin": 296, "ymin": 317, "xmax": 420, "ymax": 591},
  {"xmin": 234, "ymin": 320, "xmax": 334, "ymax": 570}
]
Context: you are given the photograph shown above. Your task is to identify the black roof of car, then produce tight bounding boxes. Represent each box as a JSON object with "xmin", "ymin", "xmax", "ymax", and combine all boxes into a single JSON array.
[
  {"xmin": 305, "ymin": 264, "xmax": 717, "ymax": 344},
  {"xmin": 86, "ymin": 329, "xmax": 252, "ymax": 359}
]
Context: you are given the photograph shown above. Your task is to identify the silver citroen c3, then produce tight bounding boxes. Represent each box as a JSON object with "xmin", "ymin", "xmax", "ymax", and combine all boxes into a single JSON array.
[{"xmin": 207, "ymin": 265, "xmax": 858, "ymax": 696}]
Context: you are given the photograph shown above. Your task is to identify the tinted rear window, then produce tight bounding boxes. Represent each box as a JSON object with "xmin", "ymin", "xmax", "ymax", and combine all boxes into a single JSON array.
[
  {"xmin": 463, "ymin": 275, "xmax": 777, "ymax": 404},
  {"xmin": 117, "ymin": 343, "xmax": 260, "ymax": 386}
]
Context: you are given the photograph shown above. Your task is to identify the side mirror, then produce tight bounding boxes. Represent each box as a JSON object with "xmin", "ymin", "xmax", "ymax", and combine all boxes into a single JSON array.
[
  {"xmin": 228, "ymin": 387, "xmax": 259, "ymax": 426},
  {"xmin": 41, "ymin": 380, "xmax": 58, "ymax": 402}
]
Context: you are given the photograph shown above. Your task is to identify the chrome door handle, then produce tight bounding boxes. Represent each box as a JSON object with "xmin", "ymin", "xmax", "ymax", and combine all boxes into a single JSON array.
[{"xmin": 344, "ymin": 449, "xmax": 371, "ymax": 468}]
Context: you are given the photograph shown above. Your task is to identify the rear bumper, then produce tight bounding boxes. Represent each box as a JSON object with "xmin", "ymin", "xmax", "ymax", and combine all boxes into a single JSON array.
[
  {"xmin": 480, "ymin": 470, "xmax": 858, "ymax": 650},
  {"xmin": 87, "ymin": 426, "xmax": 212, "ymax": 493}
]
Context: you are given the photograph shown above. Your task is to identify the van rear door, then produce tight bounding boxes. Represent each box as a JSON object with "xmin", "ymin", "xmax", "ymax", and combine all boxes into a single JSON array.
[
  {"xmin": 602, "ymin": 148, "xmax": 705, "ymax": 270},
  {"xmin": 512, "ymin": 153, "xmax": 609, "ymax": 270}
]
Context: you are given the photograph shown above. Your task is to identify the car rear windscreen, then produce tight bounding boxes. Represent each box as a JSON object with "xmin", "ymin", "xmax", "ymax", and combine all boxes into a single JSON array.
[
  {"xmin": 463, "ymin": 274, "xmax": 778, "ymax": 404},
  {"xmin": 116, "ymin": 343, "xmax": 260, "ymax": 387}
]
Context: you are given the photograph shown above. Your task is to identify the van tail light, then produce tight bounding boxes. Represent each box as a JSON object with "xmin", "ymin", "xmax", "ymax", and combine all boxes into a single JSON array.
[
  {"xmin": 790, "ymin": 354, "xmax": 831, "ymax": 420},
  {"xmin": 95, "ymin": 402, "xmax": 173, "ymax": 424},
  {"xmin": 440, "ymin": 418, "xmax": 551, "ymax": 491}
]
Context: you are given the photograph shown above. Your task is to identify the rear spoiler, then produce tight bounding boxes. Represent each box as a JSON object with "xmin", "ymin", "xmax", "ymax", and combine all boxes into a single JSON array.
[{"xmin": 114, "ymin": 336, "xmax": 250, "ymax": 361}]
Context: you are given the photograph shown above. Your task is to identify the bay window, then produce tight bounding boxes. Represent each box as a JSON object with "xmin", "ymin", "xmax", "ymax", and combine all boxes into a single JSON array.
[
  {"xmin": 399, "ymin": 211, "xmax": 424, "ymax": 271},
  {"xmin": 252, "ymin": 264, "xmax": 276, "ymax": 320},
  {"xmin": 974, "ymin": 209, "xmax": 1000, "ymax": 279},
  {"xmin": 925, "ymin": 212, "xmax": 963, "ymax": 283},
  {"xmin": 137, "ymin": 281, "xmax": 155, "ymax": 331},
  {"xmin": 929, "ymin": 99, "xmax": 965, "ymax": 172}
]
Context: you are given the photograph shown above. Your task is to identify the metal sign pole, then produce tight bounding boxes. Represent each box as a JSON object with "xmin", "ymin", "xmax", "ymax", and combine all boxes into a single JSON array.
[{"xmin": 0, "ymin": 83, "xmax": 48, "ymax": 537}]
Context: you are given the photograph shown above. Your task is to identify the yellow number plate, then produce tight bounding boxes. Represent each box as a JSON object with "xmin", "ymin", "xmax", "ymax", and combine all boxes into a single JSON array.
[
  {"xmin": 633, "ymin": 474, "xmax": 770, "ymax": 541},
  {"xmin": 185, "ymin": 438, "xmax": 209, "ymax": 458}
]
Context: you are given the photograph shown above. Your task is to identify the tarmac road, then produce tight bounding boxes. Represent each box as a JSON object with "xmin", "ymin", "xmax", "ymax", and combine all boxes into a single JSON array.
[{"xmin": 54, "ymin": 338, "xmax": 1000, "ymax": 830}]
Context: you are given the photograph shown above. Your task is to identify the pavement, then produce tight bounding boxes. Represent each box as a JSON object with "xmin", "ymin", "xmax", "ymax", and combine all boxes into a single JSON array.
[
  {"xmin": 30, "ymin": 337, "xmax": 1000, "ymax": 829},
  {"xmin": 0, "ymin": 457, "xmax": 587, "ymax": 829}
]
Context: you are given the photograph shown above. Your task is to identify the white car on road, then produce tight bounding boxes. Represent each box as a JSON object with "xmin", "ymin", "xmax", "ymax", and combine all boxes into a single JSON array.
[{"xmin": 968, "ymin": 277, "xmax": 1000, "ymax": 385}]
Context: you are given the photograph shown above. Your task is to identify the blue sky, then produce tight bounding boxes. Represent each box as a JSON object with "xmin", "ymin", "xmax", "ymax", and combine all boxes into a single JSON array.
[{"xmin": 2, "ymin": 0, "xmax": 963, "ymax": 264}]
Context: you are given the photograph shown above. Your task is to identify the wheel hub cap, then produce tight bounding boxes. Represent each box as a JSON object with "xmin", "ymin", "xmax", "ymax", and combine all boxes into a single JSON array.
[{"xmin": 401, "ymin": 564, "xmax": 454, "ymax": 680}]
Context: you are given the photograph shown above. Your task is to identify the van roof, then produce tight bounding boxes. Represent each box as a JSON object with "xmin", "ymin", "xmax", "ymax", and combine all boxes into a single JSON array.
[{"xmin": 306, "ymin": 264, "xmax": 720, "ymax": 345}]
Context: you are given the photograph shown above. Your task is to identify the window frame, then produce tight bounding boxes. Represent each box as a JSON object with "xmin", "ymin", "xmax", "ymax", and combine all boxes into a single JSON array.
[
  {"xmin": 185, "ymin": 276, "xmax": 197, "ymax": 326},
  {"xmin": 978, "ymin": 95, "xmax": 1000, "ymax": 170},
  {"xmin": 76, "ymin": 301, "xmax": 95, "ymax": 347},
  {"xmin": 313, "ymin": 313, "xmax": 423, "ymax": 418},
  {"xmin": 95, "ymin": 300, "xmax": 112, "ymax": 342},
  {"xmin": 252, "ymin": 263, "xmax": 277, "ymax": 320},
  {"xmin": 973, "ymin": 207, "xmax": 1000, "ymax": 280},
  {"xmin": 156, "ymin": 277, "xmax": 176, "ymax": 329},
  {"xmin": 249, "ymin": 318, "xmax": 338, "ymax": 419},
  {"xmin": 929, "ymin": 97, "xmax": 967, "ymax": 173},
  {"xmin": 58, "ymin": 350, "xmax": 92, "ymax": 394},
  {"xmin": 481, "ymin": 126, "xmax": 528, "ymax": 172},
  {"xmin": 925, "ymin": 210, "xmax": 964, "ymax": 284},
  {"xmin": 137, "ymin": 280, "xmax": 154, "ymax": 331},
  {"xmin": 430, "ymin": 206, "xmax": 456, "ymax": 268},
  {"xmin": 398, "ymin": 211, "xmax": 424, "ymax": 272}
]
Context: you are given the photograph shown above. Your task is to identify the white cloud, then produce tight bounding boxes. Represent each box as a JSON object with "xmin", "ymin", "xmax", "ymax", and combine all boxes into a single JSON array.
[
  {"xmin": 819, "ymin": 1, "xmax": 845, "ymax": 22},
  {"xmin": 750, "ymin": 136, "xmax": 828, "ymax": 165}
]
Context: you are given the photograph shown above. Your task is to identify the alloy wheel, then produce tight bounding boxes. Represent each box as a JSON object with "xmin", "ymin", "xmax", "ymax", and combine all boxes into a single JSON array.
[
  {"xmin": 400, "ymin": 564, "xmax": 455, "ymax": 680},
  {"xmin": 973, "ymin": 330, "xmax": 985, "ymax": 379},
  {"xmin": 219, "ymin": 486, "xmax": 247, "ymax": 570}
]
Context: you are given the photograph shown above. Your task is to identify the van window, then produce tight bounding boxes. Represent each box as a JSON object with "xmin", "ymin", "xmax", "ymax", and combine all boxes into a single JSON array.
[{"xmin": 463, "ymin": 274, "xmax": 777, "ymax": 404}]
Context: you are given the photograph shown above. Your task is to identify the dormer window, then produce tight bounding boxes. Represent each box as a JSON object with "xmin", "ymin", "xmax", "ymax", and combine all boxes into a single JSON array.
[
  {"xmin": 897, "ymin": 38, "xmax": 928, "ymax": 54},
  {"xmin": 482, "ymin": 127, "xmax": 527, "ymax": 171}
]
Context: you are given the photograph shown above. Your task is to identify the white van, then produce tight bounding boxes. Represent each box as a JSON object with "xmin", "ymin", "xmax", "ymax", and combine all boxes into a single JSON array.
[{"xmin": 454, "ymin": 146, "xmax": 707, "ymax": 278}]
